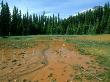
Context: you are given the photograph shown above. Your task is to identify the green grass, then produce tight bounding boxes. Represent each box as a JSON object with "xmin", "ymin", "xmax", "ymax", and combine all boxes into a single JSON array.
[
  {"xmin": 0, "ymin": 34, "xmax": 110, "ymax": 81},
  {"xmin": 0, "ymin": 36, "xmax": 38, "ymax": 49},
  {"xmin": 65, "ymin": 34, "xmax": 110, "ymax": 82}
]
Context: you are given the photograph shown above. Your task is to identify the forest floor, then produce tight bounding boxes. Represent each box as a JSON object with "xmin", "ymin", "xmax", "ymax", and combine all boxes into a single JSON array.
[{"xmin": 0, "ymin": 35, "xmax": 110, "ymax": 82}]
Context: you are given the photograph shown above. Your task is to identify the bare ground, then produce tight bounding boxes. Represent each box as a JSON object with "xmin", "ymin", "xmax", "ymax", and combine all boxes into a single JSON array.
[{"xmin": 0, "ymin": 40, "xmax": 104, "ymax": 82}]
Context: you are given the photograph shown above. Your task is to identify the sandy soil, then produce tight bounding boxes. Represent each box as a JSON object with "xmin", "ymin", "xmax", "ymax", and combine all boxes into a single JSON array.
[{"xmin": 0, "ymin": 40, "xmax": 104, "ymax": 82}]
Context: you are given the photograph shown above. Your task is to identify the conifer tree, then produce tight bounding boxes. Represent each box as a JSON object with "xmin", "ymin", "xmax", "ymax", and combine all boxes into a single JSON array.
[{"xmin": 1, "ymin": 1, "xmax": 11, "ymax": 36}]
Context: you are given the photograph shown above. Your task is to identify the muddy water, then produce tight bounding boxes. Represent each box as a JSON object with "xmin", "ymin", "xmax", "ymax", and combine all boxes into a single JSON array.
[{"xmin": 0, "ymin": 41, "xmax": 103, "ymax": 82}]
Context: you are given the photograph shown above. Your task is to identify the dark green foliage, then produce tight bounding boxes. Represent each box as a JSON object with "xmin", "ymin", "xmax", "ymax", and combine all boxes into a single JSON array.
[
  {"xmin": 0, "ymin": 1, "xmax": 110, "ymax": 36},
  {"xmin": 66, "ymin": 2, "xmax": 110, "ymax": 35},
  {"xmin": 106, "ymin": 16, "xmax": 110, "ymax": 33},
  {"xmin": 0, "ymin": 1, "xmax": 11, "ymax": 36}
]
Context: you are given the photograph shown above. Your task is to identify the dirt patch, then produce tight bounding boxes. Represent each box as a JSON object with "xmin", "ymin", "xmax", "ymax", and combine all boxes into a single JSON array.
[{"xmin": 0, "ymin": 40, "xmax": 104, "ymax": 82}]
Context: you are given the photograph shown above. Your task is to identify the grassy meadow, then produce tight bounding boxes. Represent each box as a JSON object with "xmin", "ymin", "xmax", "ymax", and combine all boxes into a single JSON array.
[
  {"xmin": 0, "ymin": 34, "xmax": 110, "ymax": 82},
  {"xmin": 65, "ymin": 34, "xmax": 110, "ymax": 81}
]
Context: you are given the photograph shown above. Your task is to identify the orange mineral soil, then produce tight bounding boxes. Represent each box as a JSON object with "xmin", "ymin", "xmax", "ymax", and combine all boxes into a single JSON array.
[{"xmin": 0, "ymin": 41, "xmax": 104, "ymax": 82}]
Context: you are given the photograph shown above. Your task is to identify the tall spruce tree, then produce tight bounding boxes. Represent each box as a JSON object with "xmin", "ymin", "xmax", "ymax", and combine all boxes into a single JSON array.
[
  {"xmin": 106, "ymin": 16, "xmax": 110, "ymax": 33},
  {"xmin": 11, "ymin": 6, "xmax": 19, "ymax": 35},
  {"xmin": 0, "ymin": 8, "xmax": 1, "ymax": 36},
  {"xmin": 1, "ymin": 1, "xmax": 11, "ymax": 36}
]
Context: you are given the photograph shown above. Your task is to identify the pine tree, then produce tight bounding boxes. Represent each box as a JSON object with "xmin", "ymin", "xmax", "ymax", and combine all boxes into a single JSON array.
[
  {"xmin": 17, "ymin": 10, "xmax": 23, "ymax": 35},
  {"xmin": 11, "ymin": 6, "xmax": 19, "ymax": 35},
  {"xmin": 106, "ymin": 16, "xmax": 110, "ymax": 33},
  {"xmin": 1, "ymin": 1, "xmax": 11, "ymax": 36},
  {"xmin": 0, "ymin": 9, "xmax": 1, "ymax": 36}
]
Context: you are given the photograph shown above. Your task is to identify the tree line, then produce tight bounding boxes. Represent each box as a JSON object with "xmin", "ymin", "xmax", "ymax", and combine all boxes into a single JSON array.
[
  {"xmin": 0, "ymin": 1, "xmax": 110, "ymax": 36},
  {"xmin": 66, "ymin": 3, "xmax": 110, "ymax": 35}
]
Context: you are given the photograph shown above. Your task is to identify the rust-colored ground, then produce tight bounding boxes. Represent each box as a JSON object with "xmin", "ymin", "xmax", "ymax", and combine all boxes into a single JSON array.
[{"xmin": 0, "ymin": 40, "xmax": 104, "ymax": 82}]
